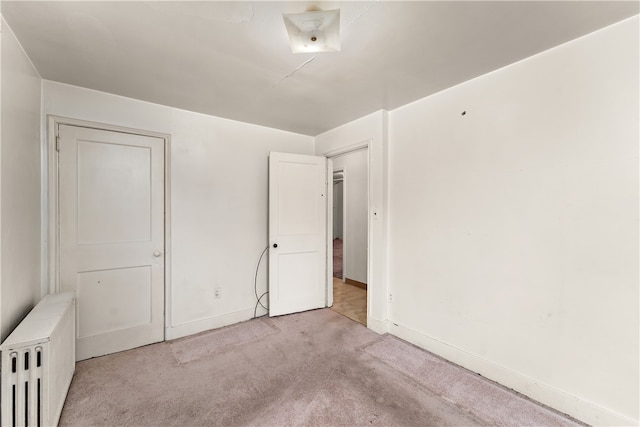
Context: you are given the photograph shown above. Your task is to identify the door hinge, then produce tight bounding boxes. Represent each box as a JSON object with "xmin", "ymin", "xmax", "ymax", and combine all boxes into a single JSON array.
[{"xmin": 56, "ymin": 136, "xmax": 60, "ymax": 152}]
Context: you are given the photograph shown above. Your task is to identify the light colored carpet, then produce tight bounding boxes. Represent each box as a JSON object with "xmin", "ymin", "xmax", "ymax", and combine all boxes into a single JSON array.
[
  {"xmin": 364, "ymin": 336, "xmax": 578, "ymax": 426},
  {"xmin": 171, "ymin": 319, "xmax": 278, "ymax": 364},
  {"xmin": 59, "ymin": 309, "xmax": 582, "ymax": 426}
]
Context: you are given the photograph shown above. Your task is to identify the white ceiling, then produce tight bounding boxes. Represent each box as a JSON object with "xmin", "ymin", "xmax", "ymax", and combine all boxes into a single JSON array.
[{"xmin": 2, "ymin": 1, "xmax": 638, "ymax": 136}]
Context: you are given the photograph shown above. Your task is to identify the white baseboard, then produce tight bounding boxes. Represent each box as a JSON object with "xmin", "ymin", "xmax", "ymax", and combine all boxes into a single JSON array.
[
  {"xmin": 168, "ymin": 307, "xmax": 381, "ymax": 341},
  {"xmin": 366, "ymin": 316, "xmax": 389, "ymax": 335},
  {"xmin": 166, "ymin": 308, "xmax": 255, "ymax": 340},
  {"xmin": 388, "ymin": 322, "xmax": 638, "ymax": 427}
]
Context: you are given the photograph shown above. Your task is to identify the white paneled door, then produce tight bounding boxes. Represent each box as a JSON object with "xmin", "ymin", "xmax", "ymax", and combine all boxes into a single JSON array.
[
  {"xmin": 268, "ymin": 152, "xmax": 329, "ymax": 316},
  {"xmin": 58, "ymin": 125, "xmax": 165, "ymax": 361}
]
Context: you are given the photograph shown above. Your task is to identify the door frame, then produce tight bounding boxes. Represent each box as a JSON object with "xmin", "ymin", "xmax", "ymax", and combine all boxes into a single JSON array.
[
  {"xmin": 46, "ymin": 116, "xmax": 172, "ymax": 337},
  {"xmin": 323, "ymin": 139, "xmax": 371, "ymax": 323}
]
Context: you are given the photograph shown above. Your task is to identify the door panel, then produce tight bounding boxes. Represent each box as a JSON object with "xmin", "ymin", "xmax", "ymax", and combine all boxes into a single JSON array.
[
  {"xmin": 278, "ymin": 162, "xmax": 321, "ymax": 235},
  {"xmin": 58, "ymin": 124, "xmax": 164, "ymax": 361},
  {"xmin": 277, "ymin": 251, "xmax": 319, "ymax": 307},
  {"xmin": 76, "ymin": 141, "xmax": 152, "ymax": 244},
  {"xmin": 269, "ymin": 152, "xmax": 327, "ymax": 317},
  {"xmin": 76, "ymin": 266, "xmax": 152, "ymax": 338}
]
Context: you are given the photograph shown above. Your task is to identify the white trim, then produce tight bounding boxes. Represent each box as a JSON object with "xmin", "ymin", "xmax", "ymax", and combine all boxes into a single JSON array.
[
  {"xmin": 40, "ymin": 81, "xmax": 48, "ymax": 299},
  {"xmin": 46, "ymin": 117, "xmax": 59, "ymax": 295},
  {"xmin": 340, "ymin": 165, "xmax": 348, "ymax": 282},
  {"xmin": 323, "ymin": 139, "xmax": 370, "ymax": 159},
  {"xmin": 0, "ymin": 17, "xmax": 3, "ymax": 342},
  {"xmin": 46, "ymin": 115, "xmax": 172, "ymax": 340},
  {"xmin": 366, "ymin": 317, "xmax": 389, "ymax": 335},
  {"xmin": 326, "ymin": 158, "xmax": 334, "ymax": 307},
  {"xmin": 389, "ymin": 321, "xmax": 636, "ymax": 427},
  {"xmin": 166, "ymin": 308, "xmax": 254, "ymax": 341}
]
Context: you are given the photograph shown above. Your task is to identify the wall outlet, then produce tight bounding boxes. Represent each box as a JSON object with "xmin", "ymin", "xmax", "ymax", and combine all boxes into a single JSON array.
[
  {"xmin": 214, "ymin": 287, "xmax": 221, "ymax": 299},
  {"xmin": 388, "ymin": 292, "xmax": 393, "ymax": 302}
]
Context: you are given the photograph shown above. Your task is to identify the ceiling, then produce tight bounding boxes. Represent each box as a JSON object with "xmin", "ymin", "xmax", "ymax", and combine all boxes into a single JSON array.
[{"xmin": 2, "ymin": 1, "xmax": 638, "ymax": 136}]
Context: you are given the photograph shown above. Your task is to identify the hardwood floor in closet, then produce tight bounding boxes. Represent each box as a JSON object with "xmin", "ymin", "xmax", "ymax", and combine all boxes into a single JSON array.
[{"xmin": 331, "ymin": 278, "xmax": 367, "ymax": 325}]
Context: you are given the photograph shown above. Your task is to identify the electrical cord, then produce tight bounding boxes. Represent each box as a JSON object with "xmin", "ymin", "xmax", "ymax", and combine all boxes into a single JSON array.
[{"xmin": 253, "ymin": 246, "xmax": 269, "ymax": 319}]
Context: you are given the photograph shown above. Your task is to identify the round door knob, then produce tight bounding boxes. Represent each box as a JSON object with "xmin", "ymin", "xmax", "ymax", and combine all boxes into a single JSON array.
[
  {"xmin": 273, "ymin": 243, "xmax": 278, "ymax": 248},
  {"xmin": 153, "ymin": 250, "xmax": 162, "ymax": 257}
]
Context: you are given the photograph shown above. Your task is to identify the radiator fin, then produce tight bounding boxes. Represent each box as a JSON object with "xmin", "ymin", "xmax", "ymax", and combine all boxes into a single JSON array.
[{"xmin": 1, "ymin": 293, "xmax": 76, "ymax": 427}]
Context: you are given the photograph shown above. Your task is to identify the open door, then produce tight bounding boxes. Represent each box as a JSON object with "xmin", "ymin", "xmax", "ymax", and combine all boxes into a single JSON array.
[{"xmin": 268, "ymin": 152, "xmax": 329, "ymax": 316}]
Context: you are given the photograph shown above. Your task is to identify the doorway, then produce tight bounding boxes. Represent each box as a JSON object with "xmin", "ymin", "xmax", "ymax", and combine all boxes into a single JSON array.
[{"xmin": 328, "ymin": 149, "xmax": 368, "ymax": 326}]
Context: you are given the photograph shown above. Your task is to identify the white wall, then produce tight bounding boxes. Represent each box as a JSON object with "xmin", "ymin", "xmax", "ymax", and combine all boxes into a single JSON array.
[
  {"xmin": 0, "ymin": 17, "xmax": 42, "ymax": 342},
  {"xmin": 315, "ymin": 110, "xmax": 389, "ymax": 333},
  {"xmin": 6, "ymin": 10, "xmax": 636, "ymax": 425},
  {"xmin": 387, "ymin": 17, "xmax": 638, "ymax": 426},
  {"xmin": 332, "ymin": 149, "xmax": 368, "ymax": 284},
  {"xmin": 41, "ymin": 81, "xmax": 314, "ymax": 339}
]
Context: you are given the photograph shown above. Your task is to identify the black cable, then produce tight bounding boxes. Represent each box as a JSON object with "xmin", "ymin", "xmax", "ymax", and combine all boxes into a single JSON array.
[
  {"xmin": 253, "ymin": 291, "xmax": 269, "ymax": 319},
  {"xmin": 253, "ymin": 246, "xmax": 269, "ymax": 319},
  {"xmin": 254, "ymin": 246, "xmax": 268, "ymax": 309}
]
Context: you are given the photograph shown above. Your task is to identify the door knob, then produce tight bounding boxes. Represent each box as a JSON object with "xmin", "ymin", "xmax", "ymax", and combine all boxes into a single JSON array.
[
  {"xmin": 153, "ymin": 250, "xmax": 162, "ymax": 257},
  {"xmin": 273, "ymin": 243, "xmax": 278, "ymax": 248}
]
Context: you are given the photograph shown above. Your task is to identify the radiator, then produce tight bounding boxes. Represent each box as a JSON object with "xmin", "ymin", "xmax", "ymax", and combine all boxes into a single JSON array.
[{"xmin": 1, "ymin": 292, "xmax": 75, "ymax": 427}]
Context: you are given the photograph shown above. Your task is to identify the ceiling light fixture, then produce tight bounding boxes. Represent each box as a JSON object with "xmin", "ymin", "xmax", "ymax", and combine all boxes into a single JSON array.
[{"xmin": 283, "ymin": 9, "xmax": 340, "ymax": 54}]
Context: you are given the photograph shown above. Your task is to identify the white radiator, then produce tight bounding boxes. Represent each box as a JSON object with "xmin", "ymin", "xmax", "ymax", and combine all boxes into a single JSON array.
[{"xmin": 1, "ymin": 292, "xmax": 75, "ymax": 427}]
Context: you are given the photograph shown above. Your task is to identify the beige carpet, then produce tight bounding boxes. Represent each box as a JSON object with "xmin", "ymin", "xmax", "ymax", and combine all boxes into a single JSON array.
[{"xmin": 60, "ymin": 309, "xmax": 582, "ymax": 426}]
